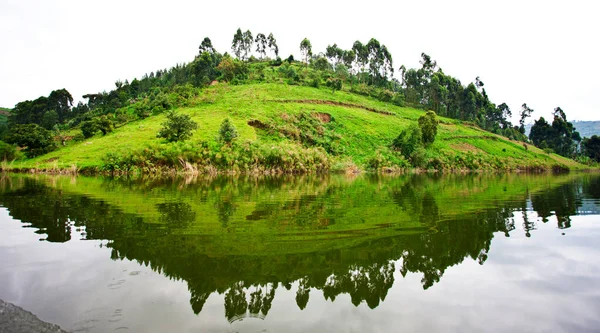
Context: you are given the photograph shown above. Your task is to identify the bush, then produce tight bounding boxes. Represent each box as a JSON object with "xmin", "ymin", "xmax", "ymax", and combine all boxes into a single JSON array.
[
  {"xmin": 392, "ymin": 124, "xmax": 422, "ymax": 159},
  {"xmin": 219, "ymin": 118, "xmax": 239, "ymax": 144},
  {"xmin": 4, "ymin": 123, "xmax": 56, "ymax": 157},
  {"xmin": 81, "ymin": 120, "xmax": 98, "ymax": 138},
  {"xmin": 418, "ymin": 111, "xmax": 439, "ymax": 146},
  {"xmin": 157, "ymin": 111, "xmax": 198, "ymax": 142},
  {"xmin": 0, "ymin": 140, "xmax": 18, "ymax": 160},
  {"xmin": 326, "ymin": 77, "xmax": 342, "ymax": 93}
]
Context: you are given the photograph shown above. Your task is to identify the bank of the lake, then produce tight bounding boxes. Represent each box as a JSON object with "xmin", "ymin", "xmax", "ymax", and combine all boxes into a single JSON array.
[{"xmin": 5, "ymin": 84, "xmax": 588, "ymax": 175}]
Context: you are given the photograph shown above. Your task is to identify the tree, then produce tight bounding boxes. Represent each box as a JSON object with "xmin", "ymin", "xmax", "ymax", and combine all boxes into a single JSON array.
[
  {"xmin": 300, "ymin": 38, "xmax": 312, "ymax": 64},
  {"xmin": 325, "ymin": 44, "xmax": 343, "ymax": 68},
  {"xmin": 583, "ymin": 135, "xmax": 600, "ymax": 162},
  {"xmin": 157, "ymin": 111, "xmax": 198, "ymax": 142},
  {"xmin": 232, "ymin": 28, "xmax": 244, "ymax": 59},
  {"xmin": 342, "ymin": 49, "xmax": 356, "ymax": 71},
  {"xmin": 326, "ymin": 77, "xmax": 342, "ymax": 94},
  {"xmin": 418, "ymin": 111, "xmax": 439, "ymax": 146},
  {"xmin": 242, "ymin": 30, "xmax": 253, "ymax": 60},
  {"xmin": 199, "ymin": 37, "xmax": 215, "ymax": 54},
  {"xmin": 219, "ymin": 118, "xmax": 238, "ymax": 144},
  {"xmin": 352, "ymin": 41, "xmax": 369, "ymax": 78},
  {"xmin": 529, "ymin": 107, "xmax": 579, "ymax": 157},
  {"xmin": 217, "ymin": 55, "xmax": 245, "ymax": 82},
  {"xmin": 96, "ymin": 116, "xmax": 114, "ymax": 135},
  {"xmin": 41, "ymin": 110, "xmax": 58, "ymax": 130},
  {"xmin": 48, "ymin": 89, "xmax": 73, "ymax": 123},
  {"xmin": 81, "ymin": 120, "xmax": 98, "ymax": 138},
  {"xmin": 255, "ymin": 33, "xmax": 268, "ymax": 59},
  {"xmin": 267, "ymin": 33, "xmax": 279, "ymax": 57},
  {"xmin": 4, "ymin": 123, "xmax": 55, "ymax": 157},
  {"xmin": 519, "ymin": 103, "xmax": 533, "ymax": 134}
]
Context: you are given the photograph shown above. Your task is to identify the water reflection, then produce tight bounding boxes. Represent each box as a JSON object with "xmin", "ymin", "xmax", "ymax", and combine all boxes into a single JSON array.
[{"xmin": 0, "ymin": 173, "xmax": 599, "ymax": 322}]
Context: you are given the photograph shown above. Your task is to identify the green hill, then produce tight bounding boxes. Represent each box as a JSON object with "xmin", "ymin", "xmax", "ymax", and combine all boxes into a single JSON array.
[{"xmin": 9, "ymin": 83, "xmax": 583, "ymax": 173}]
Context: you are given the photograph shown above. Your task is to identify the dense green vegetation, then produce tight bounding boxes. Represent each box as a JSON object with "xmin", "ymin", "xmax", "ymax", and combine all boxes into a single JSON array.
[{"xmin": 0, "ymin": 30, "xmax": 593, "ymax": 173}]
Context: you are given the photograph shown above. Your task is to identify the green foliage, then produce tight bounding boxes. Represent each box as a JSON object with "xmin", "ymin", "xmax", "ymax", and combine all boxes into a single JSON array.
[
  {"xmin": 96, "ymin": 116, "xmax": 114, "ymax": 135},
  {"xmin": 529, "ymin": 107, "xmax": 580, "ymax": 157},
  {"xmin": 41, "ymin": 110, "xmax": 58, "ymax": 129},
  {"xmin": 326, "ymin": 77, "xmax": 342, "ymax": 94},
  {"xmin": 4, "ymin": 123, "xmax": 55, "ymax": 157},
  {"xmin": 217, "ymin": 55, "xmax": 247, "ymax": 82},
  {"xmin": 582, "ymin": 135, "xmax": 600, "ymax": 162},
  {"xmin": 81, "ymin": 120, "xmax": 98, "ymax": 138},
  {"xmin": 300, "ymin": 38, "xmax": 312, "ymax": 64},
  {"xmin": 219, "ymin": 118, "xmax": 239, "ymax": 144},
  {"xmin": 157, "ymin": 111, "xmax": 198, "ymax": 142},
  {"xmin": 392, "ymin": 124, "xmax": 422, "ymax": 160},
  {"xmin": 0, "ymin": 140, "xmax": 19, "ymax": 160},
  {"xmin": 101, "ymin": 140, "xmax": 330, "ymax": 174},
  {"xmin": 418, "ymin": 111, "xmax": 439, "ymax": 146}
]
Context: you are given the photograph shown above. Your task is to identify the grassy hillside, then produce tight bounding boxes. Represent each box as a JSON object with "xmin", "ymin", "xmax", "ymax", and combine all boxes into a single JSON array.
[{"xmin": 9, "ymin": 83, "xmax": 584, "ymax": 173}]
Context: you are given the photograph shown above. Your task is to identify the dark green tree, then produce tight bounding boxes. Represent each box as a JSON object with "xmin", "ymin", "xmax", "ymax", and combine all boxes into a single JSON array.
[
  {"xmin": 81, "ymin": 120, "xmax": 98, "ymax": 138},
  {"xmin": 418, "ymin": 111, "xmax": 439, "ymax": 146},
  {"xmin": 48, "ymin": 89, "xmax": 73, "ymax": 123},
  {"xmin": 199, "ymin": 37, "xmax": 215, "ymax": 54},
  {"xmin": 157, "ymin": 111, "xmax": 198, "ymax": 142},
  {"xmin": 232, "ymin": 28, "xmax": 244, "ymax": 59},
  {"xmin": 255, "ymin": 33, "xmax": 268, "ymax": 59},
  {"xmin": 519, "ymin": 103, "xmax": 533, "ymax": 134},
  {"xmin": 267, "ymin": 33, "xmax": 279, "ymax": 57},
  {"xmin": 242, "ymin": 30, "xmax": 253, "ymax": 60},
  {"xmin": 41, "ymin": 110, "xmax": 59, "ymax": 130},
  {"xmin": 352, "ymin": 41, "xmax": 369, "ymax": 79},
  {"xmin": 582, "ymin": 135, "xmax": 600, "ymax": 162},
  {"xmin": 4, "ymin": 123, "xmax": 55, "ymax": 157},
  {"xmin": 325, "ymin": 44, "xmax": 344, "ymax": 68},
  {"xmin": 392, "ymin": 124, "xmax": 422, "ymax": 159}
]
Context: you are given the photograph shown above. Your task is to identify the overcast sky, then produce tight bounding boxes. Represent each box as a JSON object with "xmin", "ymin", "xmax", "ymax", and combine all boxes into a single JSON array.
[{"xmin": 1, "ymin": 0, "xmax": 598, "ymax": 123}]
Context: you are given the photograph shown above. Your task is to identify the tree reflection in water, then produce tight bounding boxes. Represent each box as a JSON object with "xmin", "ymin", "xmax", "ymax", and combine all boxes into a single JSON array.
[{"xmin": 0, "ymin": 173, "xmax": 598, "ymax": 321}]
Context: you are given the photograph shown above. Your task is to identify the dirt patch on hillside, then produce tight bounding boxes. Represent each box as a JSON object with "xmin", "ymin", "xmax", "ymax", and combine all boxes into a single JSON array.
[
  {"xmin": 269, "ymin": 99, "xmax": 395, "ymax": 116},
  {"xmin": 450, "ymin": 143, "xmax": 485, "ymax": 154},
  {"xmin": 312, "ymin": 112, "xmax": 331, "ymax": 123},
  {"xmin": 248, "ymin": 119, "xmax": 270, "ymax": 130}
]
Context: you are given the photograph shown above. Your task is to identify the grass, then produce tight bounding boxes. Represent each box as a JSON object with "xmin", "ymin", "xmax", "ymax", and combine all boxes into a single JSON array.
[{"xmin": 9, "ymin": 83, "xmax": 587, "ymax": 173}]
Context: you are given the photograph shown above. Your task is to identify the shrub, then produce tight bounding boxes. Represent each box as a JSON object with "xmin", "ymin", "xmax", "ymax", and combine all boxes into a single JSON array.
[
  {"xmin": 81, "ymin": 120, "xmax": 98, "ymax": 138},
  {"xmin": 392, "ymin": 124, "xmax": 422, "ymax": 159},
  {"xmin": 0, "ymin": 140, "xmax": 18, "ymax": 160},
  {"xmin": 418, "ymin": 111, "xmax": 439, "ymax": 146},
  {"xmin": 219, "ymin": 118, "xmax": 239, "ymax": 144},
  {"xmin": 326, "ymin": 77, "xmax": 342, "ymax": 94},
  {"xmin": 157, "ymin": 111, "xmax": 198, "ymax": 142},
  {"xmin": 4, "ymin": 123, "xmax": 56, "ymax": 157},
  {"xmin": 410, "ymin": 148, "xmax": 428, "ymax": 168}
]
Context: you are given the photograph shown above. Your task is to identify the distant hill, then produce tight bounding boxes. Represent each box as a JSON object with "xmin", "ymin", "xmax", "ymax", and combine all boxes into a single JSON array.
[
  {"xmin": 573, "ymin": 121, "xmax": 600, "ymax": 139},
  {"xmin": 525, "ymin": 120, "xmax": 600, "ymax": 139}
]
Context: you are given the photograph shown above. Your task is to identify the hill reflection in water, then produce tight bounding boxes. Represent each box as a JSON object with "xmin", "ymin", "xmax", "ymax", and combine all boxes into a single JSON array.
[{"xmin": 0, "ymin": 173, "xmax": 598, "ymax": 322}]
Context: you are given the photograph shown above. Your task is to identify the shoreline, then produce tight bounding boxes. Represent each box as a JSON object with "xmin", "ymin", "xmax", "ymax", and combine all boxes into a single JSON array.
[{"xmin": 0, "ymin": 299, "xmax": 69, "ymax": 333}]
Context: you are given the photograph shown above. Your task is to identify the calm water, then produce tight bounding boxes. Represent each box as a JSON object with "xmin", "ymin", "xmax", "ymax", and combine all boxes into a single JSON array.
[{"xmin": 0, "ymin": 173, "xmax": 599, "ymax": 332}]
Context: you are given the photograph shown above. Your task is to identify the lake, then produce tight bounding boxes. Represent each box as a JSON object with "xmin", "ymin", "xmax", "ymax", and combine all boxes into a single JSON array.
[{"xmin": 0, "ymin": 173, "xmax": 599, "ymax": 332}]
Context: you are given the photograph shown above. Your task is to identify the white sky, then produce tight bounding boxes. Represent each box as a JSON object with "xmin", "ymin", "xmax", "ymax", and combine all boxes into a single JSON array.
[{"xmin": 1, "ymin": 0, "xmax": 598, "ymax": 123}]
